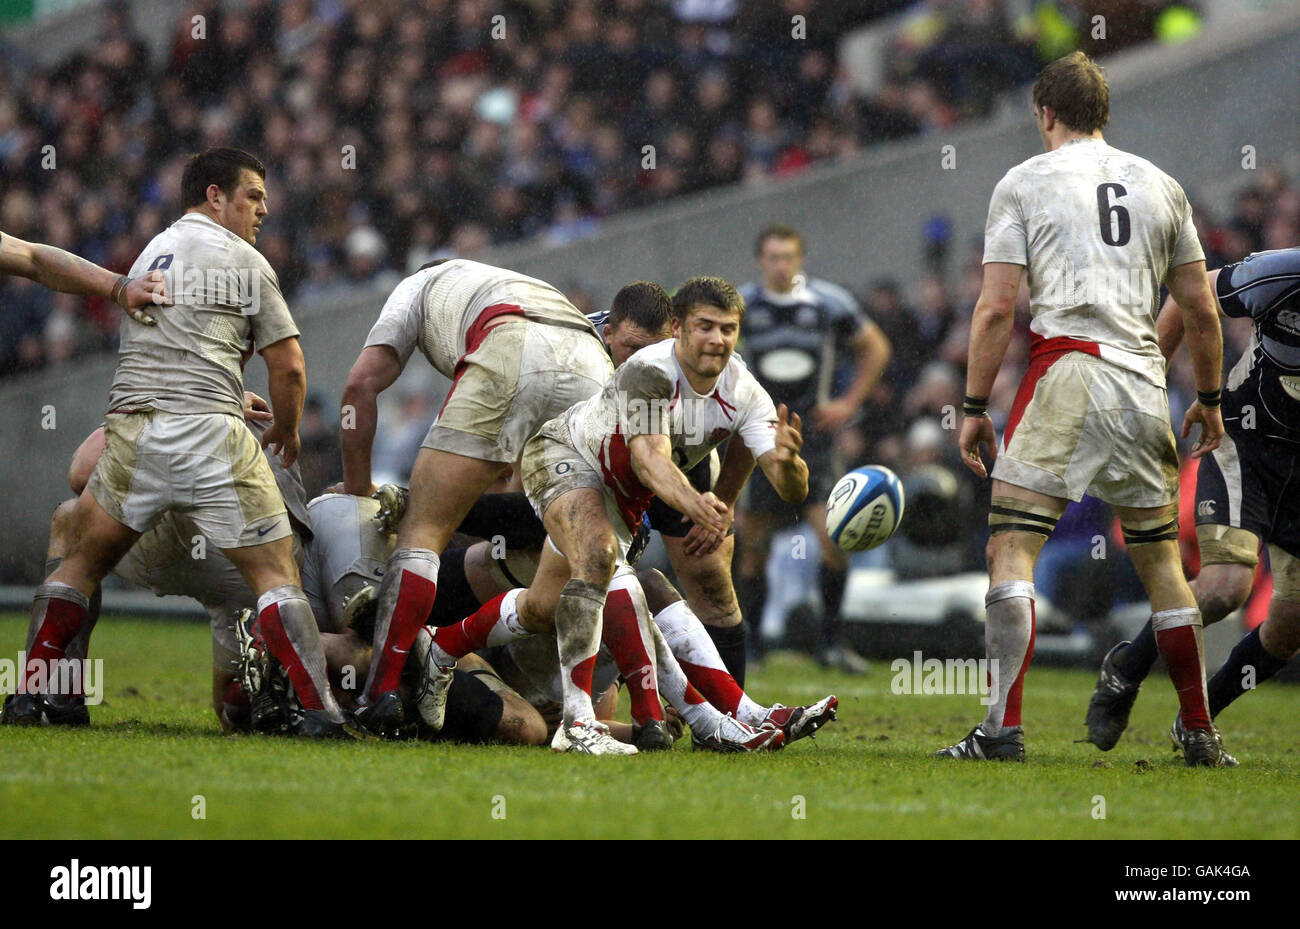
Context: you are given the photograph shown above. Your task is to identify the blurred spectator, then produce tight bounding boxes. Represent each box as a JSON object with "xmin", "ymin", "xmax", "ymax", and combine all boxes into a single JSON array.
[
  {"xmin": 297, "ymin": 393, "xmax": 342, "ymax": 500},
  {"xmin": 372, "ymin": 391, "xmax": 436, "ymax": 487},
  {"xmin": 0, "ymin": 0, "xmax": 1287, "ymax": 389}
]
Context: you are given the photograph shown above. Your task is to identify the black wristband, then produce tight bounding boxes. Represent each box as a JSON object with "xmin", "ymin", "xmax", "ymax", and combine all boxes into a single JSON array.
[
  {"xmin": 962, "ymin": 394, "xmax": 989, "ymax": 416},
  {"xmin": 1198, "ymin": 388, "xmax": 1222, "ymax": 408},
  {"xmin": 110, "ymin": 275, "xmax": 130, "ymax": 306}
]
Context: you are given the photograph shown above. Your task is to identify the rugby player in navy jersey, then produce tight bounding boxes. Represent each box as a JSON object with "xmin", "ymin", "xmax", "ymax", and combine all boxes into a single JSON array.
[
  {"xmin": 1086, "ymin": 247, "xmax": 1300, "ymax": 761},
  {"xmin": 735, "ymin": 225, "xmax": 892, "ymax": 674}
]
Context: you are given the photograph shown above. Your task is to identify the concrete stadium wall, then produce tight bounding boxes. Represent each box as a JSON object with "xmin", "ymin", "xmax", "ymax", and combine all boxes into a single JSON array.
[{"xmin": 1, "ymin": 4, "xmax": 1298, "ymax": 580}]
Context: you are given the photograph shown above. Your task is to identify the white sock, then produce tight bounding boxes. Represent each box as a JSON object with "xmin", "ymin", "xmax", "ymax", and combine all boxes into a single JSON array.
[{"xmin": 654, "ymin": 600, "xmax": 767, "ymax": 725}]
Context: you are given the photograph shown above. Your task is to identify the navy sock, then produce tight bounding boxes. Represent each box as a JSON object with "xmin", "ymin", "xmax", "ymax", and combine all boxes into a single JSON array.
[
  {"xmin": 1113, "ymin": 618, "xmax": 1160, "ymax": 681},
  {"xmin": 819, "ymin": 563, "xmax": 848, "ymax": 650},
  {"xmin": 705, "ymin": 622, "xmax": 748, "ymax": 688},
  {"xmin": 739, "ymin": 572, "xmax": 768, "ymax": 654},
  {"xmin": 1207, "ymin": 626, "xmax": 1288, "ymax": 719}
]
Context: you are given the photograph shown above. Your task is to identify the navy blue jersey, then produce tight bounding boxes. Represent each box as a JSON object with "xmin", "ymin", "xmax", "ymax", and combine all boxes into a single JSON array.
[
  {"xmin": 737, "ymin": 275, "xmax": 867, "ymax": 418},
  {"xmin": 1218, "ymin": 248, "xmax": 1300, "ymax": 444}
]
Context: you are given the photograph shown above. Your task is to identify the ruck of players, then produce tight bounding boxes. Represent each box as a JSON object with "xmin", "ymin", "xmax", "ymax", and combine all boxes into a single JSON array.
[{"xmin": 5, "ymin": 51, "xmax": 1297, "ymax": 769}]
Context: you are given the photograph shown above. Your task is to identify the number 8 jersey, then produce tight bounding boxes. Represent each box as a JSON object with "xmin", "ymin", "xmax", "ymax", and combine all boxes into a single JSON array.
[{"xmin": 982, "ymin": 137, "xmax": 1204, "ymax": 387}]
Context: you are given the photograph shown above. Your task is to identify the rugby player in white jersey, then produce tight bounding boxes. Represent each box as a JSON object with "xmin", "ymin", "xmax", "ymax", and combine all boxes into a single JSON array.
[
  {"xmin": 17, "ymin": 400, "xmax": 312, "ymax": 732},
  {"xmin": 5, "ymin": 148, "xmax": 353, "ymax": 738},
  {"xmin": 412, "ymin": 277, "xmax": 810, "ymax": 754},
  {"xmin": 339, "ymin": 258, "xmax": 613, "ymax": 735},
  {"xmin": 939, "ymin": 53, "xmax": 1230, "ymax": 765},
  {"xmin": 0, "ymin": 229, "xmax": 166, "ymax": 322}
]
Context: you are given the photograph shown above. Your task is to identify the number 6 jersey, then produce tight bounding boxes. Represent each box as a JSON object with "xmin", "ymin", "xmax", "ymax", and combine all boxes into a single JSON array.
[{"xmin": 982, "ymin": 137, "xmax": 1204, "ymax": 387}]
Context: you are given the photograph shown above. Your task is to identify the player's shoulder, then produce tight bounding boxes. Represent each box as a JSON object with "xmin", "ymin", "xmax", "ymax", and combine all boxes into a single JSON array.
[
  {"xmin": 737, "ymin": 279, "xmax": 764, "ymax": 304},
  {"xmin": 624, "ymin": 337, "xmax": 676, "ymax": 370},
  {"xmin": 618, "ymin": 338, "xmax": 678, "ymax": 392},
  {"xmin": 381, "ymin": 266, "xmax": 435, "ymax": 313},
  {"xmin": 1221, "ymin": 247, "xmax": 1300, "ymax": 287},
  {"xmin": 804, "ymin": 277, "xmax": 860, "ymax": 314}
]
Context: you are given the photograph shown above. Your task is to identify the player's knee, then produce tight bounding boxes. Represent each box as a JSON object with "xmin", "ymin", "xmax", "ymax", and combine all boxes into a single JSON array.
[
  {"xmin": 694, "ymin": 567, "xmax": 738, "ymax": 620},
  {"xmin": 635, "ymin": 568, "xmax": 680, "ymax": 614},
  {"xmin": 1261, "ymin": 604, "xmax": 1300, "ymax": 661},
  {"xmin": 571, "ymin": 532, "xmax": 618, "ymax": 585},
  {"xmin": 496, "ymin": 701, "xmax": 548, "ymax": 746},
  {"xmin": 1197, "ymin": 571, "xmax": 1253, "ymax": 621},
  {"xmin": 48, "ymin": 499, "xmax": 77, "ymax": 554}
]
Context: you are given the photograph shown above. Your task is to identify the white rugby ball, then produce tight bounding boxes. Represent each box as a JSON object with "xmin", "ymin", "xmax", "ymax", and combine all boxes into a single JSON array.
[{"xmin": 825, "ymin": 465, "xmax": 906, "ymax": 552}]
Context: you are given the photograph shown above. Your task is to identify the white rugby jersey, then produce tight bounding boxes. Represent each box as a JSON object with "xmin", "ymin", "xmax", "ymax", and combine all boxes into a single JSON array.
[
  {"xmin": 562, "ymin": 338, "xmax": 779, "ymax": 529},
  {"xmin": 364, "ymin": 258, "xmax": 599, "ymax": 377},
  {"xmin": 109, "ymin": 213, "xmax": 297, "ymax": 417},
  {"xmin": 983, "ymin": 138, "xmax": 1204, "ymax": 385}
]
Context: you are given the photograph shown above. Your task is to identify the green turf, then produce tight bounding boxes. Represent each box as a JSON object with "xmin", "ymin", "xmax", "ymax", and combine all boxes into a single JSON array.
[{"xmin": 1, "ymin": 613, "xmax": 1296, "ymax": 839}]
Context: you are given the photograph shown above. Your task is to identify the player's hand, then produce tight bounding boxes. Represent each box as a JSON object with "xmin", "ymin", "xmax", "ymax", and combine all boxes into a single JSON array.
[
  {"xmin": 683, "ymin": 490, "xmax": 729, "ymax": 538},
  {"xmin": 664, "ymin": 706, "xmax": 685, "ymax": 741},
  {"xmin": 325, "ymin": 480, "xmax": 379, "ymax": 497},
  {"xmin": 958, "ymin": 412, "xmax": 997, "ymax": 479},
  {"xmin": 811, "ymin": 397, "xmax": 856, "ymax": 433},
  {"xmin": 771, "ymin": 404, "xmax": 804, "ymax": 464},
  {"xmin": 120, "ymin": 270, "xmax": 170, "ymax": 324},
  {"xmin": 1182, "ymin": 401, "xmax": 1224, "ymax": 459},
  {"xmin": 683, "ymin": 503, "xmax": 732, "ymax": 556},
  {"xmin": 261, "ymin": 422, "xmax": 300, "ymax": 468},
  {"xmin": 242, "ymin": 390, "xmax": 274, "ymax": 423}
]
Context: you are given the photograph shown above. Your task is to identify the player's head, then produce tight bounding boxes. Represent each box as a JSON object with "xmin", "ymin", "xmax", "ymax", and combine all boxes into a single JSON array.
[
  {"xmin": 604, "ymin": 281, "xmax": 672, "ymax": 366},
  {"xmin": 1031, "ymin": 51, "xmax": 1109, "ymax": 149},
  {"xmin": 182, "ymin": 148, "xmax": 269, "ymax": 245},
  {"xmin": 671, "ymin": 276, "xmax": 744, "ymax": 381},
  {"xmin": 754, "ymin": 224, "xmax": 805, "ymax": 292}
]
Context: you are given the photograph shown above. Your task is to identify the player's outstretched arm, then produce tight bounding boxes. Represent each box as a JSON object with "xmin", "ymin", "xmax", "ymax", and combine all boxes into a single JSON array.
[
  {"xmin": 629, "ymin": 433, "xmax": 729, "ymax": 536},
  {"xmin": 1165, "ymin": 260, "xmax": 1224, "ymax": 457},
  {"xmin": 0, "ymin": 231, "xmax": 167, "ymax": 323},
  {"xmin": 757, "ymin": 403, "xmax": 809, "ymax": 504},
  {"xmin": 339, "ymin": 345, "xmax": 403, "ymax": 495},
  {"xmin": 959, "ymin": 262, "xmax": 1022, "ymax": 478},
  {"xmin": 259, "ymin": 336, "xmax": 307, "ymax": 467}
]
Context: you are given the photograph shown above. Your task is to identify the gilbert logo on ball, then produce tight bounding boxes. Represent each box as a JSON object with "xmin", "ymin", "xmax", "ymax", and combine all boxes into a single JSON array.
[{"xmin": 825, "ymin": 465, "xmax": 905, "ymax": 552}]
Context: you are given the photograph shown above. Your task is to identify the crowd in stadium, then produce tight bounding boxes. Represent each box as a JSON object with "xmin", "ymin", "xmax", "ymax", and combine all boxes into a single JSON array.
[{"xmin": 0, "ymin": 0, "xmax": 1214, "ymax": 378}]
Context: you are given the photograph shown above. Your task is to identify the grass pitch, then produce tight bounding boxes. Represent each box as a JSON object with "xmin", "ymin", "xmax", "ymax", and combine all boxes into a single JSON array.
[{"xmin": 0, "ymin": 613, "xmax": 1296, "ymax": 840}]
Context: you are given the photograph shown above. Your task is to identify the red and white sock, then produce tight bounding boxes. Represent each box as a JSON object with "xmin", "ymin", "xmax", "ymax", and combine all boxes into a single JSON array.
[
  {"xmin": 365, "ymin": 548, "xmax": 439, "ymax": 702},
  {"xmin": 257, "ymin": 586, "xmax": 344, "ymax": 721},
  {"xmin": 555, "ymin": 578, "xmax": 607, "ymax": 727},
  {"xmin": 981, "ymin": 580, "xmax": 1035, "ymax": 734},
  {"xmin": 430, "ymin": 588, "xmax": 529, "ymax": 665},
  {"xmin": 602, "ymin": 572, "xmax": 664, "ymax": 726},
  {"xmin": 1152, "ymin": 606, "xmax": 1211, "ymax": 730},
  {"xmin": 654, "ymin": 600, "xmax": 765, "ymax": 726},
  {"xmin": 23, "ymin": 583, "xmax": 90, "ymax": 692},
  {"xmin": 646, "ymin": 620, "xmax": 724, "ymax": 733}
]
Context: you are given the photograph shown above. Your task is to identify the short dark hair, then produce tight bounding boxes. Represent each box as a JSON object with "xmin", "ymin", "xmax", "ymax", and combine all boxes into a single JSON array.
[
  {"xmin": 1032, "ymin": 51, "xmax": 1109, "ymax": 134},
  {"xmin": 608, "ymin": 281, "xmax": 671, "ymax": 333},
  {"xmin": 417, "ymin": 257, "xmax": 455, "ymax": 272},
  {"xmin": 181, "ymin": 148, "xmax": 267, "ymax": 209},
  {"xmin": 671, "ymin": 276, "xmax": 745, "ymax": 324},
  {"xmin": 754, "ymin": 223, "xmax": 804, "ymax": 257}
]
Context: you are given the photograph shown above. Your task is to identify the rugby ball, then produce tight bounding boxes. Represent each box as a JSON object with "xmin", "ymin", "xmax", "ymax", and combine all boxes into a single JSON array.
[{"xmin": 825, "ymin": 465, "xmax": 905, "ymax": 552}]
